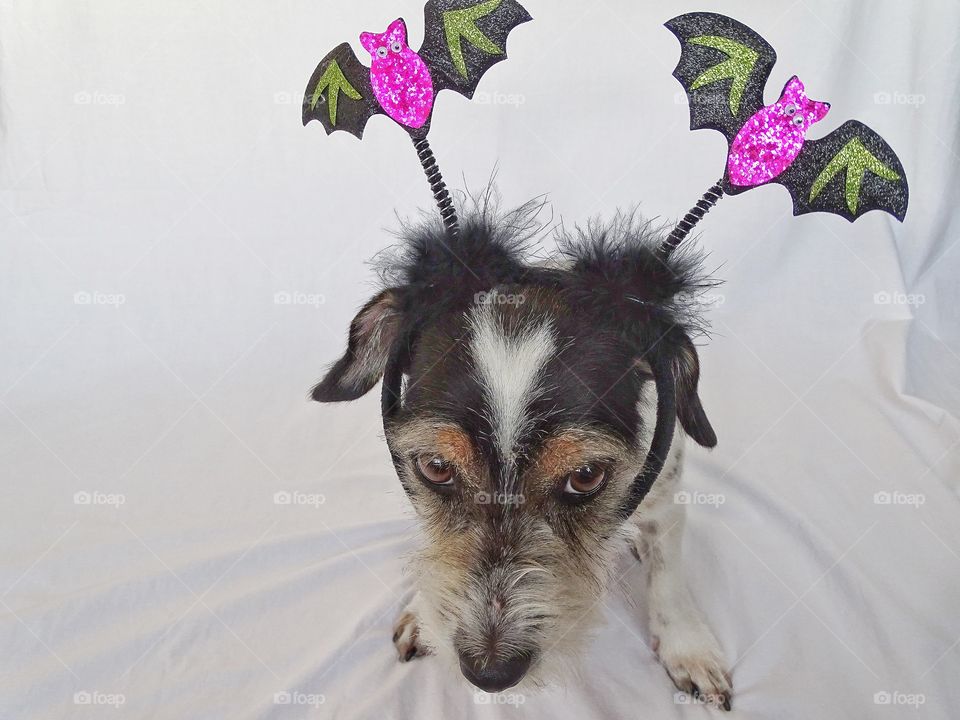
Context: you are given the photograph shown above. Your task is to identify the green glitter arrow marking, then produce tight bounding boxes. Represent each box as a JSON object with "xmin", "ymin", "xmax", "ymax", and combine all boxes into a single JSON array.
[
  {"xmin": 443, "ymin": 0, "xmax": 503, "ymax": 79},
  {"xmin": 809, "ymin": 137, "xmax": 900, "ymax": 215},
  {"xmin": 309, "ymin": 60, "xmax": 362, "ymax": 126},
  {"xmin": 688, "ymin": 35, "xmax": 759, "ymax": 116}
]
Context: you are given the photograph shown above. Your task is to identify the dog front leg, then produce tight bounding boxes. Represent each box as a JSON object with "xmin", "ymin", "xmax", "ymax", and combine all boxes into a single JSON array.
[{"xmin": 632, "ymin": 441, "xmax": 733, "ymax": 711}]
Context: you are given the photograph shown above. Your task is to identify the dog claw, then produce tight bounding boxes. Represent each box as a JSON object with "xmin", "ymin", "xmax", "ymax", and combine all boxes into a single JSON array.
[
  {"xmin": 659, "ymin": 635, "xmax": 733, "ymax": 711},
  {"xmin": 393, "ymin": 609, "xmax": 432, "ymax": 663}
]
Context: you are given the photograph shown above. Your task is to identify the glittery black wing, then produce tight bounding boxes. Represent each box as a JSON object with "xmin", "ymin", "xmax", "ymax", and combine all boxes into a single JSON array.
[
  {"xmin": 418, "ymin": 0, "xmax": 532, "ymax": 98},
  {"xmin": 774, "ymin": 120, "xmax": 908, "ymax": 222},
  {"xmin": 302, "ymin": 43, "xmax": 384, "ymax": 139},
  {"xmin": 665, "ymin": 12, "xmax": 777, "ymax": 144}
]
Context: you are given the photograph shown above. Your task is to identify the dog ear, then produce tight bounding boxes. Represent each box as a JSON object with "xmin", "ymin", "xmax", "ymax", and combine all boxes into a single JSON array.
[
  {"xmin": 669, "ymin": 331, "xmax": 717, "ymax": 448},
  {"xmin": 311, "ymin": 289, "xmax": 403, "ymax": 402}
]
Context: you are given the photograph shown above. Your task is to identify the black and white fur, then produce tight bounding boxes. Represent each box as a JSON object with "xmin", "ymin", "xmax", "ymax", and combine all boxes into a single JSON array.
[{"xmin": 312, "ymin": 197, "xmax": 731, "ymax": 709}]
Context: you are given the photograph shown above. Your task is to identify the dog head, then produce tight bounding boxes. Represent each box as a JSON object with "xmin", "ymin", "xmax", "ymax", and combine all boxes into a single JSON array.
[{"xmin": 312, "ymin": 199, "xmax": 716, "ymax": 691}]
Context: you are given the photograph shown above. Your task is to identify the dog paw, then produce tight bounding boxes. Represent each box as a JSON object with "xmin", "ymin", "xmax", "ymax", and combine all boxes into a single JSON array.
[
  {"xmin": 654, "ymin": 626, "xmax": 732, "ymax": 711},
  {"xmin": 392, "ymin": 610, "xmax": 432, "ymax": 663}
]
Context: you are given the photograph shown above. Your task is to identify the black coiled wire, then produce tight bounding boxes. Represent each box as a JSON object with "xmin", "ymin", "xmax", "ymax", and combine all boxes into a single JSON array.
[
  {"xmin": 412, "ymin": 137, "xmax": 459, "ymax": 238},
  {"xmin": 658, "ymin": 179, "xmax": 725, "ymax": 260}
]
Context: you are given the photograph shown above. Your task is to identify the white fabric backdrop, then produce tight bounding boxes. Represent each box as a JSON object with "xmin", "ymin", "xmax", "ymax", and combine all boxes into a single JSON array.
[{"xmin": 2, "ymin": 0, "xmax": 959, "ymax": 718}]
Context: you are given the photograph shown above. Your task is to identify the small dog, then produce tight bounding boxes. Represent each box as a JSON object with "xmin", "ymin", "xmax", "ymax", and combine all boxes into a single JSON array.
[{"xmin": 312, "ymin": 199, "xmax": 732, "ymax": 710}]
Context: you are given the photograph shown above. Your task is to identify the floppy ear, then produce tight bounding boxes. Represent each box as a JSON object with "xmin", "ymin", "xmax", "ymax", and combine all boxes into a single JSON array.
[
  {"xmin": 669, "ymin": 332, "xmax": 717, "ymax": 448},
  {"xmin": 311, "ymin": 289, "xmax": 404, "ymax": 402}
]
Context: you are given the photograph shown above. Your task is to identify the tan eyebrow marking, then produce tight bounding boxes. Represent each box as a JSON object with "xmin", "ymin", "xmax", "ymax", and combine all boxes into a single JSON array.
[
  {"xmin": 435, "ymin": 426, "xmax": 478, "ymax": 471},
  {"xmin": 528, "ymin": 429, "xmax": 632, "ymax": 491},
  {"xmin": 531, "ymin": 433, "xmax": 590, "ymax": 480}
]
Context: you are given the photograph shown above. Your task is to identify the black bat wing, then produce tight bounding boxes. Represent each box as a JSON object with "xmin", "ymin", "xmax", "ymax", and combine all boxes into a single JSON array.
[
  {"xmin": 418, "ymin": 0, "xmax": 531, "ymax": 98},
  {"xmin": 665, "ymin": 12, "xmax": 777, "ymax": 144},
  {"xmin": 302, "ymin": 43, "xmax": 383, "ymax": 139},
  {"xmin": 774, "ymin": 120, "xmax": 908, "ymax": 222}
]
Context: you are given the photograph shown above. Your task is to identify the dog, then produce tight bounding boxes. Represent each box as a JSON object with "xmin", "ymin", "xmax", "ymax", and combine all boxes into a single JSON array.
[{"xmin": 311, "ymin": 198, "xmax": 732, "ymax": 710}]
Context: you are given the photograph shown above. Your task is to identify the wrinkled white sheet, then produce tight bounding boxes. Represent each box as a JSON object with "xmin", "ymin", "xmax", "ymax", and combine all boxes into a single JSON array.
[{"xmin": 2, "ymin": 0, "xmax": 959, "ymax": 718}]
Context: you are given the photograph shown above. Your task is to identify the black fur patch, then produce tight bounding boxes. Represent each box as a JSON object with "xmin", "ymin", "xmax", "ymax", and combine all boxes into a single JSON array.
[
  {"xmin": 373, "ymin": 196, "xmax": 548, "ymax": 325},
  {"xmin": 553, "ymin": 213, "xmax": 715, "ymax": 345},
  {"xmin": 375, "ymin": 201, "xmax": 716, "ymax": 390}
]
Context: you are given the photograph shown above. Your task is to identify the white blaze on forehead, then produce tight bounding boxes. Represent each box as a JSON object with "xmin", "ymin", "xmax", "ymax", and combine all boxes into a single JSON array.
[{"xmin": 468, "ymin": 303, "xmax": 556, "ymax": 462}]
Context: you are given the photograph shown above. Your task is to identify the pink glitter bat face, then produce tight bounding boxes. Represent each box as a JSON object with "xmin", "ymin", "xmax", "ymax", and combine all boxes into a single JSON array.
[
  {"xmin": 727, "ymin": 76, "xmax": 830, "ymax": 187},
  {"xmin": 360, "ymin": 18, "xmax": 434, "ymax": 130}
]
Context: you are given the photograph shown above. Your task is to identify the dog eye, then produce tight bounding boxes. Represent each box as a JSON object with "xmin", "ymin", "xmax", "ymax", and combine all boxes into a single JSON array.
[
  {"xmin": 416, "ymin": 455, "xmax": 454, "ymax": 486},
  {"xmin": 563, "ymin": 464, "xmax": 607, "ymax": 496},
  {"xmin": 376, "ymin": 46, "xmax": 388, "ymax": 58},
  {"xmin": 390, "ymin": 40, "xmax": 403, "ymax": 53}
]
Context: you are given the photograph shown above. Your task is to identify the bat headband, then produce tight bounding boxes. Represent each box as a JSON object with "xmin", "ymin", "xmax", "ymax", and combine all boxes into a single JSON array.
[
  {"xmin": 303, "ymin": 9, "xmax": 909, "ymax": 509},
  {"xmin": 660, "ymin": 12, "xmax": 908, "ymax": 258},
  {"xmin": 302, "ymin": 0, "xmax": 531, "ymax": 238}
]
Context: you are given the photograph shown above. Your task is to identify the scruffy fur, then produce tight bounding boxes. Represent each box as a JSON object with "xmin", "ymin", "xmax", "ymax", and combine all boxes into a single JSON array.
[{"xmin": 312, "ymin": 196, "xmax": 731, "ymax": 709}]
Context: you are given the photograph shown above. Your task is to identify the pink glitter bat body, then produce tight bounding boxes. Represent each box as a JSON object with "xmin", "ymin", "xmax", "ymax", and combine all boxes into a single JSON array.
[
  {"xmin": 360, "ymin": 19, "xmax": 434, "ymax": 129},
  {"xmin": 727, "ymin": 76, "xmax": 830, "ymax": 187}
]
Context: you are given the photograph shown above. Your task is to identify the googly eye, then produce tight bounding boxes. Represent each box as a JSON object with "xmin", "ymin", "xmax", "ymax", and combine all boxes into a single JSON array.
[
  {"xmin": 792, "ymin": 114, "xmax": 804, "ymax": 126},
  {"xmin": 783, "ymin": 103, "xmax": 797, "ymax": 115},
  {"xmin": 390, "ymin": 41, "xmax": 402, "ymax": 53},
  {"xmin": 376, "ymin": 46, "xmax": 388, "ymax": 58}
]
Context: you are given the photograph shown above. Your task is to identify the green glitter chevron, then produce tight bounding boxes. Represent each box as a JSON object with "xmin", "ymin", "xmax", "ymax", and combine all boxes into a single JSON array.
[
  {"xmin": 443, "ymin": 0, "xmax": 503, "ymax": 79},
  {"xmin": 809, "ymin": 137, "xmax": 901, "ymax": 215},
  {"xmin": 689, "ymin": 35, "xmax": 759, "ymax": 116},
  {"xmin": 309, "ymin": 60, "xmax": 362, "ymax": 126}
]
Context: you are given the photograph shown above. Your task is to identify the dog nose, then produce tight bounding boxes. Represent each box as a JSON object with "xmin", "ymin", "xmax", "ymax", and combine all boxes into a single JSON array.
[{"xmin": 458, "ymin": 651, "xmax": 532, "ymax": 692}]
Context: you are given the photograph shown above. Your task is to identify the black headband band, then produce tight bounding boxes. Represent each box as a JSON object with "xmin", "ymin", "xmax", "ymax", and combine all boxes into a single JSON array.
[
  {"xmin": 618, "ymin": 354, "xmax": 678, "ymax": 519},
  {"xmin": 380, "ymin": 347, "xmax": 405, "ymax": 420}
]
